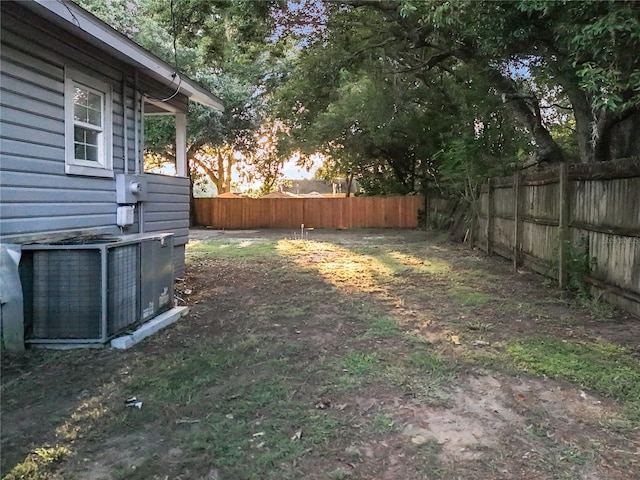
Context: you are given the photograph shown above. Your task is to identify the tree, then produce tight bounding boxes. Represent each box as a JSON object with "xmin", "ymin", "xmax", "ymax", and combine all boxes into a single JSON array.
[
  {"xmin": 272, "ymin": 1, "xmax": 528, "ymax": 195},
  {"xmin": 81, "ymin": 0, "xmax": 639, "ymax": 200},
  {"xmin": 80, "ymin": 0, "xmax": 290, "ymax": 198},
  {"xmin": 350, "ymin": 0, "xmax": 640, "ymax": 163}
]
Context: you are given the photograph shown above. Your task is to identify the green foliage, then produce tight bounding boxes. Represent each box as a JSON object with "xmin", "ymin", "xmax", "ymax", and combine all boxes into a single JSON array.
[
  {"xmin": 80, "ymin": 0, "xmax": 640, "ymax": 195},
  {"xmin": 549, "ymin": 238, "xmax": 596, "ymax": 298},
  {"xmin": 518, "ymin": 0, "xmax": 640, "ymax": 113},
  {"xmin": 186, "ymin": 238, "xmax": 277, "ymax": 263},
  {"xmin": 274, "ymin": 1, "xmax": 538, "ymax": 195},
  {"xmin": 448, "ymin": 285, "xmax": 493, "ymax": 307},
  {"xmin": 563, "ymin": 240, "xmax": 596, "ymax": 296},
  {"xmin": 80, "ymin": 0, "xmax": 290, "ymax": 194},
  {"xmin": 339, "ymin": 352, "xmax": 380, "ymax": 376},
  {"xmin": 504, "ymin": 336, "xmax": 640, "ymax": 404},
  {"xmin": 362, "ymin": 316, "xmax": 402, "ymax": 339}
]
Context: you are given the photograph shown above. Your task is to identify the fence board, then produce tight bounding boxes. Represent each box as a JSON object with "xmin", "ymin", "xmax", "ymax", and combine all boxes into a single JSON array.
[
  {"xmin": 474, "ymin": 158, "xmax": 640, "ymax": 317},
  {"xmin": 193, "ymin": 196, "xmax": 424, "ymax": 230}
]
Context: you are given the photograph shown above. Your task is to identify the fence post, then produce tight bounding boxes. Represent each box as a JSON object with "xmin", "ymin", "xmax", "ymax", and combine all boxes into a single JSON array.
[
  {"xmin": 424, "ymin": 188, "xmax": 430, "ymax": 229},
  {"xmin": 513, "ymin": 172, "xmax": 522, "ymax": 269},
  {"xmin": 486, "ymin": 178, "xmax": 493, "ymax": 255},
  {"xmin": 558, "ymin": 163, "xmax": 569, "ymax": 288}
]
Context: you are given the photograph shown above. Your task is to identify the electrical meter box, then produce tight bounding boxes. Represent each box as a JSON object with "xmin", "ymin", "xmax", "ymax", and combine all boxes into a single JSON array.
[{"xmin": 116, "ymin": 174, "xmax": 147, "ymax": 204}]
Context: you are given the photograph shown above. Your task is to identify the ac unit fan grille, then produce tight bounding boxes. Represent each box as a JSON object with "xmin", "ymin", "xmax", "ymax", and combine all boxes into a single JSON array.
[{"xmin": 30, "ymin": 250, "xmax": 102, "ymax": 339}]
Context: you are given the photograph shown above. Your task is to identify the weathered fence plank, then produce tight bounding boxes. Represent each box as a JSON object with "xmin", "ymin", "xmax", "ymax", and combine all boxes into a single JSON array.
[
  {"xmin": 193, "ymin": 196, "xmax": 424, "ymax": 230},
  {"xmin": 475, "ymin": 158, "xmax": 640, "ymax": 317}
]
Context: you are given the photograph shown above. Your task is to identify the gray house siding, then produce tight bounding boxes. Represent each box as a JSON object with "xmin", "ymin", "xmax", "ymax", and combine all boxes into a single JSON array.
[
  {"xmin": 0, "ymin": 2, "xmax": 192, "ymax": 272},
  {"xmin": 1, "ymin": 4, "xmax": 129, "ymax": 239},
  {"xmin": 144, "ymin": 174, "xmax": 191, "ymax": 275}
]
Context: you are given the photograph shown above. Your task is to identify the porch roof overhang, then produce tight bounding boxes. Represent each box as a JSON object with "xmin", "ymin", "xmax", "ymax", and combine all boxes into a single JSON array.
[{"xmin": 26, "ymin": 0, "xmax": 224, "ymax": 112}]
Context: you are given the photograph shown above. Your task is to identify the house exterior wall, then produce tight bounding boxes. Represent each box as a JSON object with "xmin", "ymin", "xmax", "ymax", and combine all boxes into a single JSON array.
[
  {"xmin": 0, "ymin": 2, "xmax": 190, "ymax": 273},
  {"xmin": 144, "ymin": 174, "xmax": 190, "ymax": 274}
]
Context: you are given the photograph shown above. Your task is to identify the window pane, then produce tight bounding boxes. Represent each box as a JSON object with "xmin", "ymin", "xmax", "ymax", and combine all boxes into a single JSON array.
[
  {"xmin": 74, "ymin": 104, "xmax": 88, "ymax": 123},
  {"xmin": 85, "ymin": 146, "xmax": 98, "ymax": 162},
  {"xmin": 74, "ymin": 127, "xmax": 99, "ymax": 146},
  {"xmin": 74, "ymin": 143, "xmax": 86, "ymax": 160},
  {"xmin": 88, "ymin": 108, "xmax": 101, "ymax": 126},
  {"xmin": 74, "ymin": 86, "xmax": 102, "ymax": 126},
  {"xmin": 69, "ymin": 80, "xmax": 105, "ymax": 167},
  {"xmin": 74, "ymin": 87, "xmax": 88, "ymax": 106},
  {"xmin": 85, "ymin": 129, "xmax": 99, "ymax": 146},
  {"xmin": 88, "ymin": 92, "xmax": 101, "ymax": 110},
  {"xmin": 74, "ymin": 127, "xmax": 85, "ymax": 142}
]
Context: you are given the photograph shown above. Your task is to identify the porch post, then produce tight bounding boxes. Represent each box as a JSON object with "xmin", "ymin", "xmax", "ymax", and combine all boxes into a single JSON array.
[{"xmin": 175, "ymin": 112, "xmax": 187, "ymax": 177}]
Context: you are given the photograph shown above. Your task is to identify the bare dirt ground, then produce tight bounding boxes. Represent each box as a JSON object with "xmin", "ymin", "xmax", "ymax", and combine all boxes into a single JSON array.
[{"xmin": 2, "ymin": 228, "xmax": 639, "ymax": 480}]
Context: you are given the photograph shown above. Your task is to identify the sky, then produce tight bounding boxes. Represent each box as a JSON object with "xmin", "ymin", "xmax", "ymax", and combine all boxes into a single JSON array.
[{"xmin": 281, "ymin": 159, "xmax": 318, "ymax": 179}]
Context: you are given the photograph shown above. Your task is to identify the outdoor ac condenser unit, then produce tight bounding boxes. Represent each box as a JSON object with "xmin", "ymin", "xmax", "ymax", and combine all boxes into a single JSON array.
[{"xmin": 19, "ymin": 233, "xmax": 174, "ymax": 345}]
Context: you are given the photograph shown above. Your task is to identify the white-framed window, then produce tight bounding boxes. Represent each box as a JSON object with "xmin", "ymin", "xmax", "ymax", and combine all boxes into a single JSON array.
[{"xmin": 64, "ymin": 68, "xmax": 113, "ymax": 177}]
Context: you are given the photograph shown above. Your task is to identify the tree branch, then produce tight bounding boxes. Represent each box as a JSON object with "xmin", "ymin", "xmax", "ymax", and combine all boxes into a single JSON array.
[{"xmin": 345, "ymin": 36, "xmax": 398, "ymax": 63}]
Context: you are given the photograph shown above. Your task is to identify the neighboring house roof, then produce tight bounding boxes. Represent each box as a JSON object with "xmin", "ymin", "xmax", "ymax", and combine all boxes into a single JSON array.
[
  {"xmin": 283, "ymin": 179, "xmax": 334, "ymax": 195},
  {"xmin": 217, "ymin": 192, "xmax": 241, "ymax": 198},
  {"xmin": 262, "ymin": 191, "xmax": 300, "ymax": 198},
  {"xmin": 25, "ymin": 0, "xmax": 224, "ymax": 112},
  {"xmin": 303, "ymin": 191, "xmax": 325, "ymax": 198}
]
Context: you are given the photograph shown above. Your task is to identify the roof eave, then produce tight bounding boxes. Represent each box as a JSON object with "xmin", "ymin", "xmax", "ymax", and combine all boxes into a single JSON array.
[{"xmin": 29, "ymin": 0, "xmax": 224, "ymax": 112}]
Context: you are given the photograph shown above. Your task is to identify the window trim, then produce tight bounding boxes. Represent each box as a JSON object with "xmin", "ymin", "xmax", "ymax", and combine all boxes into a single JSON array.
[{"xmin": 64, "ymin": 68, "xmax": 113, "ymax": 177}]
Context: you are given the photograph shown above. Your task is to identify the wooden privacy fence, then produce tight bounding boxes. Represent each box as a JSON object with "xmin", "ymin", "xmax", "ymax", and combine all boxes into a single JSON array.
[
  {"xmin": 193, "ymin": 195, "xmax": 424, "ymax": 230},
  {"xmin": 476, "ymin": 158, "xmax": 640, "ymax": 317}
]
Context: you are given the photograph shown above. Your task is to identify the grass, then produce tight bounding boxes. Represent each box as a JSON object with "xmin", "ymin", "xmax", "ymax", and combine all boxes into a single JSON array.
[
  {"xmin": 417, "ymin": 439, "xmax": 445, "ymax": 478},
  {"xmin": 132, "ymin": 335, "xmax": 269, "ymax": 404},
  {"xmin": 362, "ymin": 316, "xmax": 402, "ymax": 338},
  {"xmin": 324, "ymin": 352, "xmax": 386, "ymax": 392},
  {"xmin": 184, "ymin": 379, "xmax": 307, "ymax": 474},
  {"xmin": 339, "ymin": 352, "xmax": 381, "ymax": 375},
  {"xmin": 503, "ymin": 335, "xmax": 640, "ymax": 404},
  {"xmin": 125, "ymin": 332, "xmax": 347, "ymax": 479},
  {"xmin": 5, "ymin": 230, "xmax": 640, "ymax": 480},
  {"xmin": 3, "ymin": 447, "xmax": 70, "ymax": 480},
  {"xmin": 186, "ymin": 238, "xmax": 277, "ymax": 262},
  {"xmin": 370, "ymin": 412, "xmax": 398, "ymax": 433},
  {"xmin": 178, "ymin": 372, "xmax": 349, "ymax": 479},
  {"xmin": 280, "ymin": 305, "xmax": 309, "ymax": 317},
  {"xmin": 327, "ymin": 467, "xmax": 353, "ymax": 479},
  {"xmin": 448, "ymin": 285, "xmax": 493, "ymax": 306},
  {"xmin": 382, "ymin": 350, "xmax": 458, "ymax": 404}
]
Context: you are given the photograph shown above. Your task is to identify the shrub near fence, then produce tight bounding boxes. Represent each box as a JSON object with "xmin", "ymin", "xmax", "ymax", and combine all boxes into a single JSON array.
[
  {"xmin": 193, "ymin": 195, "xmax": 424, "ymax": 230},
  {"xmin": 474, "ymin": 158, "xmax": 640, "ymax": 317}
]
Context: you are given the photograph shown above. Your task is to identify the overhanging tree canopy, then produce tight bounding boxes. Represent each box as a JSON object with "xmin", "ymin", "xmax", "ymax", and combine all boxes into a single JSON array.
[
  {"xmin": 275, "ymin": 0, "xmax": 640, "ymax": 173},
  {"xmin": 79, "ymin": 0, "xmax": 640, "ymax": 198}
]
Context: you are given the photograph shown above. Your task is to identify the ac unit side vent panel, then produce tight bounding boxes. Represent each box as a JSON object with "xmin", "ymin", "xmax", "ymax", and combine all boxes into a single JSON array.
[{"xmin": 107, "ymin": 244, "xmax": 139, "ymax": 336}]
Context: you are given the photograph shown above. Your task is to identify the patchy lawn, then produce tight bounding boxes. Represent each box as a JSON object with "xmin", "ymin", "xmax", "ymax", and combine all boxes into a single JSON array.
[{"xmin": 2, "ymin": 228, "xmax": 640, "ymax": 480}]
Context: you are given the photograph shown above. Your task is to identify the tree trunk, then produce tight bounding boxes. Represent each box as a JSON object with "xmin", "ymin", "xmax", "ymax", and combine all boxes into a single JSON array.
[
  {"xmin": 594, "ymin": 108, "xmax": 640, "ymax": 161},
  {"xmin": 346, "ymin": 172, "xmax": 354, "ymax": 197},
  {"xmin": 556, "ymin": 72, "xmax": 596, "ymax": 163},
  {"xmin": 215, "ymin": 151, "xmax": 226, "ymax": 193},
  {"xmin": 225, "ymin": 155, "xmax": 233, "ymax": 192},
  {"xmin": 488, "ymin": 69, "xmax": 565, "ymax": 164}
]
